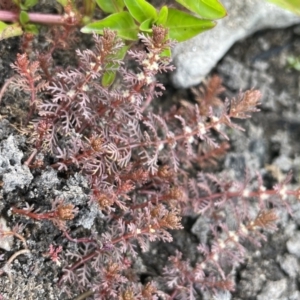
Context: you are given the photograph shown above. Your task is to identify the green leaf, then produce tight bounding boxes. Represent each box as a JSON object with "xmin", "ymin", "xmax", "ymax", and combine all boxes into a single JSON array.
[
  {"xmin": 24, "ymin": 0, "xmax": 38, "ymax": 8},
  {"xmin": 24, "ymin": 24, "xmax": 39, "ymax": 34},
  {"xmin": 95, "ymin": 0, "xmax": 125, "ymax": 13},
  {"xmin": 287, "ymin": 56, "xmax": 300, "ymax": 71},
  {"xmin": 124, "ymin": 0, "xmax": 157, "ymax": 23},
  {"xmin": 139, "ymin": 19, "xmax": 153, "ymax": 32},
  {"xmin": 102, "ymin": 44, "xmax": 129, "ymax": 86},
  {"xmin": 159, "ymin": 32, "xmax": 171, "ymax": 57},
  {"xmin": 0, "ymin": 23, "xmax": 23, "ymax": 40},
  {"xmin": 161, "ymin": 47, "xmax": 171, "ymax": 57},
  {"xmin": 165, "ymin": 8, "xmax": 215, "ymax": 42},
  {"xmin": 102, "ymin": 71, "xmax": 117, "ymax": 87},
  {"xmin": 83, "ymin": 0, "xmax": 96, "ymax": 18},
  {"xmin": 0, "ymin": 21, "xmax": 7, "ymax": 31},
  {"xmin": 19, "ymin": 4, "xmax": 27, "ymax": 10},
  {"xmin": 19, "ymin": 11, "xmax": 30, "ymax": 26},
  {"xmin": 267, "ymin": 0, "xmax": 300, "ymax": 15},
  {"xmin": 25, "ymin": 0, "xmax": 38, "ymax": 7},
  {"xmin": 156, "ymin": 6, "xmax": 168, "ymax": 25},
  {"xmin": 175, "ymin": 0, "xmax": 226, "ymax": 19},
  {"xmin": 56, "ymin": 0, "xmax": 68, "ymax": 6},
  {"xmin": 81, "ymin": 12, "xmax": 139, "ymax": 40}
]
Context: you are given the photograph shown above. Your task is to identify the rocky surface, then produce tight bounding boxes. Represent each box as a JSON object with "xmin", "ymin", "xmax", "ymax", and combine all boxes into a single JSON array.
[
  {"xmin": 172, "ymin": 0, "xmax": 300, "ymax": 88},
  {"xmin": 0, "ymin": 8, "xmax": 300, "ymax": 300},
  {"xmin": 214, "ymin": 24, "xmax": 300, "ymax": 300}
]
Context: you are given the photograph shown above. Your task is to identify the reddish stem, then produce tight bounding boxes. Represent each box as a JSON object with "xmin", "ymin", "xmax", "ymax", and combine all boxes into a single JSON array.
[
  {"xmin": 63, "ymin": 231, "xmax": 95, "ymax": 244},
  {"xmin": 0, "ymin": 10, "xmax": 66, "ymax": 25},
  {"xmin": 11, "ymin": 206, "xmax": 57, "ymax": 220},
  {"xmin": 59, "ymin": 226, "xmax": 153, "ymax": 285}
]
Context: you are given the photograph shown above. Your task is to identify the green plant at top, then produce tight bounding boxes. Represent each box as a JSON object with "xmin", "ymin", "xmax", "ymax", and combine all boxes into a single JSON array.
[
  {"xmin": 287, "ymin": 55, "xmax": 300, "ymax": 71},
  {"xmin": 83, "ymin": 0, "xmax": 226, "ymax": 42},
  {"xmin": 0, "ymin": 0, "xmax": 227, "ymax": 42},
  {"xmin": 81, "ymin": 0, "xmax": 226, "ymax": 85},
  {"xmin": 0, "ymin": 0, "xmax": 81, "ymax": 39},
  {"xmin": 267, "ymin": 0, "xmax": 300, "ymax": 15},
  {"xmin": 0, "ymin": 0, "xmax": 226, "ymax": 86},
  {"xmin": 0, "ymin": 0, "xmax": 39, "ymax": 39}
]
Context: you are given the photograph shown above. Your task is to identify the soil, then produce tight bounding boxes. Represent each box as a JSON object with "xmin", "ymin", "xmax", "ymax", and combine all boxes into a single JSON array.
[{"xmin": 0, "ymin": 13, "xmax": 300, "ymax": 300}]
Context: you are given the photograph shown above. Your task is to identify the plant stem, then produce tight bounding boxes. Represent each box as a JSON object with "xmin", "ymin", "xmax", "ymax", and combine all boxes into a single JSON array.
[{"xmin": 0, "ymin": 10, "xmax": 67, "ymax": 26}]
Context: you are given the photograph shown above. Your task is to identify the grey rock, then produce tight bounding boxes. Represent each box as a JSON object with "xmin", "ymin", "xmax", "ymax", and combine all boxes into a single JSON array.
[
  {"xmin": 217, "ymin": 56, "xmax": 276, "ymax": 109},
  {"xmin": 191, "ymin": 216, "xmax": 210, "ymax": 244},
  {"xmin": 257, "ymin": 278, "xmax": 287, "ymax": 300},
  {"xmin": 270, "ymin": 131, "xmax": 293, "ymax": 157},
  {"xmin": 0, "ymin": 135, "xmax": 33, "ymax": 193},
  {"xmin": 289, "ymin": 291, "xmax": 300, "ymax": 300},
  {"xmin": 238, "ymin": 264, "xmax": 266, "ymax": 298},
  {"xmin": 0, "ymin": 217, "xmax": 13, "ymax": 251},
  {"xmin": 34, "ymin": 168, "xmax": 60, "ymax": 191},
  {"xmin": 76, "ymin": 201, "xmax": 104, "ymax": 230},
  {"xmin": 273, "ymin": 155, "xmax": 293, "ymax": 172},
  {"xmin": 290, "ymin": 203, "xmax": 300, "ymax": 227},
  {"xmin": 286, "ymin": 231, "xmax": 300, "ymax": 258},
  {"xmin": 202, "ymin": 290, "xmax": 232, "ymax": 300},
  {"xmin": 224, "ymin": 153, "xmax": 246, "ymax": 179},
  {"xmin": 52, "ymin": 173, "xmax": 103, "ymax": 229},
  {"xmin": 0, "ymin": 119, "xmax": 14, "ymax": 140},
  {"xmin": 172, "ymin": 0, "xmax": 300, "ymax": 88},
  {"xmin": 278, "ymin": 254, "xmax": 299, "ymax": 277},
  {"xmin": 0, "ymin": 135, "xmax": 23, "ymax": 170},
  {"xmin": 54, "ymin": 173, "xmax": 89, "ymax": 206},
  {"xmin": 284, "ymin": 221, "xmax": 297, "ymax": 237},
  {"xmin": 217, "ymin": 56, "xmax": 253, "ymax": 90},
  {"xmin": 3, "ymin": 167, "xmax": 32, "ymax": 193},
  {"xmin": 213, "ymin": 291, "xmax": 232, "ymax": 300}
]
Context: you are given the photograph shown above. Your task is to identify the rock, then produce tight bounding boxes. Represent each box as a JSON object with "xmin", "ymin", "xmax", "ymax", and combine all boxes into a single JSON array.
[
  {"xmin": 0, "ymin": 217, "xmax": 13, "ymax": 251},
  {"xmin": 0, "ymin": 135, "xmax": 33, "ymax": 193},
  {"xmin": 202, "ymin": 290, "xmax": 232, "ymax": 300},
  {"xmin": 257, "ymin": 278, "xmax": 287, "ymax": 300},
  {"xmin": 191, "ymin": 216, "xmax": 210, "ymax": 244},
  {"xmin": 278, "ymin": 254, "xmax": 299, "ymax": 278},
  {"xmin": 273, "ymin": 155, "xmax": 293, "ymax": 172},
  {"xmin": 286, "ymin": 231, "xmax": 300, "ymax": 258},
  {"xmin": 289, "ymin": 291, "xmax": 300, "ymax": 300},
  {"xmin": 52, "ymin": 173, "xmax": 102, "ymax": 230},
  {"xmin": 54, "ymin": 173, "xmax": 89, "ymax": 206},
  {"xmin": 3, "ymin": 167, "xmax": 32, "ymax": 193},
  {"xmin": 172, "ymin": 0, "xmax": 300, "ymax": 88},
  {"xmin": 34, "ymin": 168, "xmax": 60, "ymax": 191}
]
